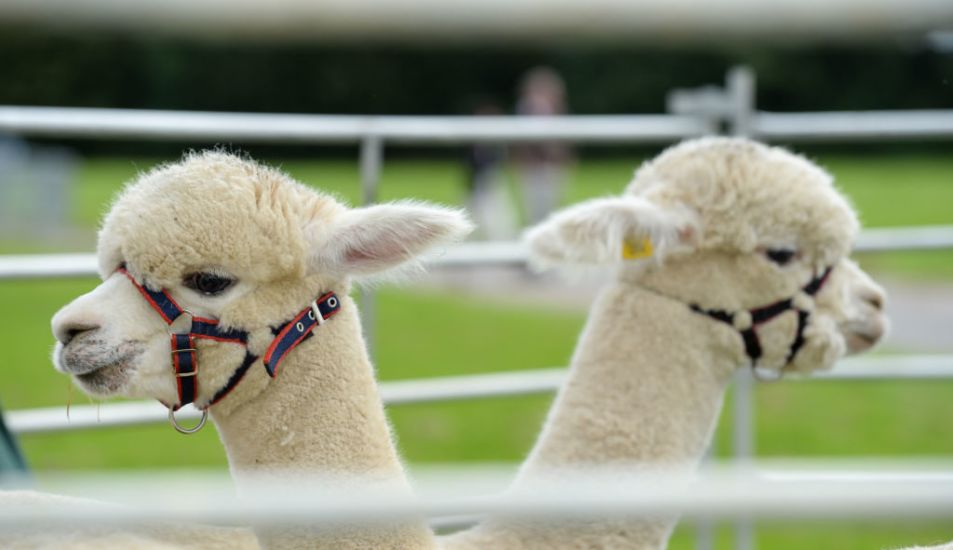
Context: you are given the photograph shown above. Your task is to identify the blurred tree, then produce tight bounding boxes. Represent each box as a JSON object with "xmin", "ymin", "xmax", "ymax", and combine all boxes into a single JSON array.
[{"xmin": 1, "ymin": 27, "xmax": 950, "ymax": 155}]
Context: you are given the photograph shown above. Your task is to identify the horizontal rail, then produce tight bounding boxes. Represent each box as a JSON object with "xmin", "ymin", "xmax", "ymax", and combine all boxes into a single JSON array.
[
  {"xmin": 4, "ymin": 106, "xmax": 953, "ymax": 144},
  {"xmin": 754, "ymin": 110, "xmax": 953, "ymax": 141},
  {"xmin": 0, "ymin": 107, "xmax": 711, "ymax": 144},
  {"xmin": 3, "ymin": 0, "xmax": 952, "ymax": 43},
  {"xmin": 9, "ymin": 355, "xmax": 953, "ymax": 435},
  {"xmin": 2, "ymin": 225, "xmax": 952, "ymax": 281},
  {"xmin": 3, "ymin": 468, "xmax": 953, "ymax": 528}
]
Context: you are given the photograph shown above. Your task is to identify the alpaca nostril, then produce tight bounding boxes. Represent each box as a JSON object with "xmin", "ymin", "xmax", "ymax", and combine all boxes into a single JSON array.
[
  {"xmin": 60, "ymin": 324, "xmax": 99, "ymax": 346},
  {"xmin": 865, "ymin": 292, "xmax": 884, "ymax": 312}
]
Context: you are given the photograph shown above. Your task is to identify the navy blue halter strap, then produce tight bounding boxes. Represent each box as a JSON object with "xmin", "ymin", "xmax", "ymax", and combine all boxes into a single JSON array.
[
  {"xmin": 689, "ymin": 266, "xmax": 833, "ymax": 376},
  {"xmin": 117, "ymin": 267, "xmax": 340, "ymax": 425},
  {"xmin": 263, "ymin": 292, "xmax": 341, "ymax": 377}
]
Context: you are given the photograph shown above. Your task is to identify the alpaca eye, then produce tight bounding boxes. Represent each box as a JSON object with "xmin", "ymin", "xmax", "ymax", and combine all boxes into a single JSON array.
[
  {"xmin": 184, "ymin": 272, "xmax": 234, "ymax": 296},
  {"xmin": 765, "ymin": 248, "xmax": 796, "ymax": 266}
]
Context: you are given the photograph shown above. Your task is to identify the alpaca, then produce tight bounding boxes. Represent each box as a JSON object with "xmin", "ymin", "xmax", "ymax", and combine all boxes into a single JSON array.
[
  {"xmin": 47, "ymin": 151, "xmax": 473, "ymax": 549},
  {"xmin": 443, "ymin": 137, "xmax": 888, "ymax": 549}
]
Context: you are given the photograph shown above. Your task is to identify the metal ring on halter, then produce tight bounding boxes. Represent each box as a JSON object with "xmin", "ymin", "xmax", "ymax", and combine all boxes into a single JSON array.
[
  {"xmin": 751, "ymin": 365, "xmax": 784, "ymax": 383},
  {"xmin": 169, "ymin": 408, "xmax": 208, "ymax": 434},
  {"xmin": 169, "ymin": 309, "xmax": 194, "ymax": 335}
]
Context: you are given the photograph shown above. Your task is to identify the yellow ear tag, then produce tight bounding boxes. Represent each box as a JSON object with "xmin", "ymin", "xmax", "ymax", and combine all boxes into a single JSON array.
[{"xmin": 622, "ymin": 238, "xmax": 654, "ymax": 260}]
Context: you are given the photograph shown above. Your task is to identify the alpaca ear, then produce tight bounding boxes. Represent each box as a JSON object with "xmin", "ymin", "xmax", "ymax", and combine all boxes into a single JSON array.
[
  {"xmin": 523, "ymin": 196, "xmax": 697, "ymax": 267},
  {"xmin": 308, "ymin": 201, "xmax": 474, "ymax": 276}
]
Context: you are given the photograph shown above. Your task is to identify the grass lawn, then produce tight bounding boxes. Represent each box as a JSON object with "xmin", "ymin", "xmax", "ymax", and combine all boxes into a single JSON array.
[{"xmin": 2, "ymin": 152, "xmax": 952, "ymax": 548}]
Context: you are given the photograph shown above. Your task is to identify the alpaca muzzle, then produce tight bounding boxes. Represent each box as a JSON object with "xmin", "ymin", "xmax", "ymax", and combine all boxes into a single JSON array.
[{"xmin": 689, "ymin": 266, "xmax": 834, "ymax": 381}]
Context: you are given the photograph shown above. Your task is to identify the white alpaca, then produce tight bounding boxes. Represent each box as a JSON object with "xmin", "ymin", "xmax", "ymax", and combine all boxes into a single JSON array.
[
  {"xmin": 44, "ymin": 151, "xmax": 473, "ymax": 548},
  {"xmin": 443, "ymin": 137, "xmax": 888, "ymax": 549}
]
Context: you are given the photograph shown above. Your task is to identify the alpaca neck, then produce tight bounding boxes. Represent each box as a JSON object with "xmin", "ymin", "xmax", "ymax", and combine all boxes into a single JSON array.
[
  {"xmin": 211, "ymin": 295, "xmax": 435, "ymax": 550},
  {"xmin": 445, "ymin": 283, "xmax": 739, "ymax": 550},
  {"xmin": 523, "ymin": 283, "xmax": 737, "ymax": 471}
]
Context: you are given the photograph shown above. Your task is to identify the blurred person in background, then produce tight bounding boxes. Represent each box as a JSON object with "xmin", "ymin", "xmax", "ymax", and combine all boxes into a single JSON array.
[
  {"xmin": 513, "ymin": 66, "xmax": 573, "ymax": 226},
  {"xmin": 465, "ymin": 100, "xmax": 518, "ymax": 240}
]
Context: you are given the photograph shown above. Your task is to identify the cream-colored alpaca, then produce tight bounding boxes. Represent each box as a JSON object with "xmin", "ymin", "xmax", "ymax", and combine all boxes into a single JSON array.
[
  {"xmin": 46, "ymin": 151, "xmax": 473, "ymax": 549},
  {"xmin": 444, "ymin": 137, "xmax": 888, "ymax": 549}
]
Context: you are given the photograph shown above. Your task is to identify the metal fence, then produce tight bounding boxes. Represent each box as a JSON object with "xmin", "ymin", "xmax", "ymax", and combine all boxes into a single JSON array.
[{"xmin": 2, "ymin": 66, "xmax": 953, "ymax": 547}]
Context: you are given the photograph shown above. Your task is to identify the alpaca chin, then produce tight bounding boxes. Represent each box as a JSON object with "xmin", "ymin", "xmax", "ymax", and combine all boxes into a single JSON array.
[
  {"xmin": 72, "ymin": 362, "xmax": 133, "ymax": 396},
  {"xmin": 55, "ymin": 339, "xmax": 140, "ymax": 397}
]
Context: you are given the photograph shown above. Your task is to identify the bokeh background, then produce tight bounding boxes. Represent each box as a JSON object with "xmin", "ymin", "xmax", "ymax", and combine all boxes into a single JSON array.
[{"xmin": 1, "ymin": 11, "xmax": 953, "ymax": 549}]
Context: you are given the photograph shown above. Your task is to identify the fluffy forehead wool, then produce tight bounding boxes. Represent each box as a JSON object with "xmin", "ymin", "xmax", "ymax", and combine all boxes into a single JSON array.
[
  {"xmin": 97, "ymin": 152, "xmax": 344, "ymax": 284},
  {"xmin": 627, "ymin": 137, "xmax": 859, "ymax": 265}
]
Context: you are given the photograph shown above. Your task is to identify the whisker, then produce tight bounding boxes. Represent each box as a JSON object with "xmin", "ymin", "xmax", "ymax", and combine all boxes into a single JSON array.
[{"xmin": 65, "ymin": 378, "xmax": 73, "ymax": 424}]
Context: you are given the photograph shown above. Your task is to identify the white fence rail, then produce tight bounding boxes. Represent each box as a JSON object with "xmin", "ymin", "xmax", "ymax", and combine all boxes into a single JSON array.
[
  {"xmin": 3, "ymin": 467, "xmax": 953, "ymax": 529},
  {"xmin": 3, "ymin": 0, "xmax": 952, "ymax": 43},
  {"xmin": 0, "ymin": 107, "xmax": 713, "ymax": 144},
  {"xmin": 9, "ymin": 354, "xmax": 953, "ymax": 435},
  {"xmin": 3, "ymin": 106, "xmax": 953, "ymax": 145},
  {"xmin": 2, "ymin": 225, "xmax": 953, "ymax": 281}
]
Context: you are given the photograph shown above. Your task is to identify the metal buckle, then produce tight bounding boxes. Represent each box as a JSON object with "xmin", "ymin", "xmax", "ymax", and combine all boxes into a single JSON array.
[
  {"xmin": 752, "ymin": 365, "xmax": 784, "ymax": 382},
  {"xmin": 168, "ymin": 309, "xmax": 194, "ymax": 335},
  {"xmin": 169, "ymin": 407, "xmax": 208, "ymax": 435},
  {"xmin": 170, "ymin": 348, "xmax": 197, "ymax": 376}
]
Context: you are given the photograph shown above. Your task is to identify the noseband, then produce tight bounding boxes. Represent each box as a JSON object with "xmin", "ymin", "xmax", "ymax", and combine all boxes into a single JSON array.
[
  {"xmin": 688, "ymin": 267, "xmax": 833, "ymax": 381},
  {"xmin": 117, "ymin": 267, "xmax": 341, "ymax": 433}
]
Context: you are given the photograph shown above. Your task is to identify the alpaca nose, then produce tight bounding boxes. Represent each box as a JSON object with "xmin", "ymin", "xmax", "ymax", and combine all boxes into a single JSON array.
[
  {"xmin": 860, "ymin": 286, "xmax": 885, "ymax": 312},
  {"xmin": 52, "ymin": 307, "xmax": 101, "ymax": 346},
  {"xmin": 54, "ymin": 322, "xmax": 99, "ymax": 346}
]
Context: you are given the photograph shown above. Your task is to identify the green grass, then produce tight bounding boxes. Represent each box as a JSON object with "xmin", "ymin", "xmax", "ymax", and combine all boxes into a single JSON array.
[{"xmin": 3, "ymin": 154, "xmax": 953, "ymax": 548}]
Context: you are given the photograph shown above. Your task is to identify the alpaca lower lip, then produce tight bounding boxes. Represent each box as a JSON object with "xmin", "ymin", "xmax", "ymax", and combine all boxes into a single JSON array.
[
  {"xmin": 58, "ymin": 342, "xmax": 141, "ymax": 376},
  {"xmin": 61, "ymin": 359, "xmax": 105, "ymax": 376},
  {"xmin": 846, "ymin": 330, "xmax": 880, "ymax": 353},
  {"xmin": 75, "ymin": 363, "xmax": 121, "ymax": 381},
  {"xmin": 73, "ymin": 362, "xmax": 129, "ymax": 393}
]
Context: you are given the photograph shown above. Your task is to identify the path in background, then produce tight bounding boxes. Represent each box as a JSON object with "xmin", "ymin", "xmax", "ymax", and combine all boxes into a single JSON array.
[{"xmin": 421, "ymin": 267, "xmax": 953, "ymax": 353}]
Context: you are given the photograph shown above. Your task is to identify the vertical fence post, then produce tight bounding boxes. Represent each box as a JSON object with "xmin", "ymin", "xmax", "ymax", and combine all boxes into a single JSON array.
[
  {"xmin": 694, "ymin": 441, "xmax": 716, "ymax": 550},
  {"xmin": 727, "ymin": 65, "xmax": 757, "ymax": 550},
  {"xmin": 359, "ymin": 134, "xmax": 383, "ymax": 360},
  {"xmin": 727, "ymin": 66, "xmax": 755, "ymax": 138}
]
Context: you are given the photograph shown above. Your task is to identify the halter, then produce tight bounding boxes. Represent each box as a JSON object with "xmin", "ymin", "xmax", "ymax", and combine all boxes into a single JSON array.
[
  {"xmin": 688, "ymin": 266, "xmax": 833, "ymax": 381},
  {"xmin": 117, "ymin": 267, "xmax": 341, "ymax": 433}
]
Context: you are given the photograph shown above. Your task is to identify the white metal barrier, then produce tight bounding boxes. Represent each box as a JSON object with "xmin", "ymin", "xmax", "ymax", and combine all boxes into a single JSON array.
[
  {"xmin": 3, "ymin": 225, "xmax": 953, "ymax": 280},
  {"xmin": 3, "ymin": 467, "xmax": 953, "ymax": 529},
  {"xmin": 8, "ymin": 354, "xmax": 953, "ymax": 435},
  {"xmin": 3, "ymin": 0, "xmax": 951, "ymax": 43}
]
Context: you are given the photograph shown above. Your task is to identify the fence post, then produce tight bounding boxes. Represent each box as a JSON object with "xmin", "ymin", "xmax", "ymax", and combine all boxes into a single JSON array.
[
  {"xmin": 727, "ymin": 65, "xmax": 757, "ymax": 550},
  {"xmin": 694, "ymin": 441, "xmax": 716, "ymax": 550},
  {"xmin": 727, "ymin": 66, "xmax": 756, "ymax": 138},
  {"xmin": 359, "ymin": 134, "xmax": 383, "ymax": 360}
]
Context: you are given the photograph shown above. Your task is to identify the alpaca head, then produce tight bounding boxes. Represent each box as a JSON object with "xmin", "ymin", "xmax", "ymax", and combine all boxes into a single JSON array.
[
  {"xmin": 51, "ymin": 151, "xmax": 472, "ymax": 409},
  {"xmin": 525, "ymin": 137, "xmax": 887, "ymax": 377}
]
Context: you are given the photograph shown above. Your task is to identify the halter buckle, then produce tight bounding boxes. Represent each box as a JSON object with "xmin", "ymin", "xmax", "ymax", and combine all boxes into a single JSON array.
[
  {"xmin": 168, "ymin": 407, "xmax": 208, "ymax": 434},
  {"xmin": 168, "ymin": 309, "xmax": 194, "ymax": 335},
  {"xmin": 752, "ymin": 365, "xmax": 784, "ymax": 383},
  {"xmin": 310, "ymin": 300, "xmax": 325, "ymax": 326}
]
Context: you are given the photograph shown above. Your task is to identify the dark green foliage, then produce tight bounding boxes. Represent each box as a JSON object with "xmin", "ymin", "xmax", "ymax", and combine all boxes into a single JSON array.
[{"xmin": 3, "ymin": 29, "xmax": 950, "ymax": 116}]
